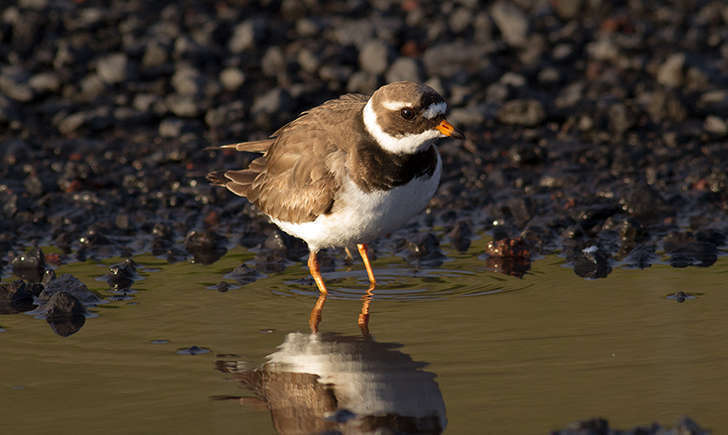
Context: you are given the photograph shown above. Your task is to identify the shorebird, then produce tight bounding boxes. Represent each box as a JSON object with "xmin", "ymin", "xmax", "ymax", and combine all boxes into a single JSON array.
[{"xmin": 208, "ymin": 81, "xmax": 462, "ymax": 306}]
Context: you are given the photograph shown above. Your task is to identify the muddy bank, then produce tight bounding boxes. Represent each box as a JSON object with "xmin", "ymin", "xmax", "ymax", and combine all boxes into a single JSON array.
[{"xmin": 1, "ymin": 0, "xmax": 727, "ymax": 282}]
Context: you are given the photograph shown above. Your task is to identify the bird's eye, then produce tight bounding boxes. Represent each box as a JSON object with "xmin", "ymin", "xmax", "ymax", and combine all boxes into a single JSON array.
[{"xmin": 400, "ymin": 108, "xmax": 415, "ymax": 120}]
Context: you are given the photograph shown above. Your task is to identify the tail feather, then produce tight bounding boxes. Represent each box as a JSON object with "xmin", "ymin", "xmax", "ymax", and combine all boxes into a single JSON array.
[
  {"xmin": 206, "ymin": 170, "xmax": 229, "ymax": 185},
  {"xmin": 204, "ymin": 139, "xmax": 273, "ymax": 153}
]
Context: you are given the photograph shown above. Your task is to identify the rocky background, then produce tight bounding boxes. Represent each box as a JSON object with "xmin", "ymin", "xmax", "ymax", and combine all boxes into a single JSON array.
[{"xmin": 1, "ymin": 0, "xmax": 728, "ymax": 283}]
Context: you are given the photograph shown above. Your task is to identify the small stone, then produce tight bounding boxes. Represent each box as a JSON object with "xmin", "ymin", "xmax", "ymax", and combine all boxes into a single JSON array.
[
  {"xmin": 704, "ymin": 116, "xmax": 727, "ymax": 136},
  {"xmin": 0, "ymin": 280, "xmax": 35, "ymax": 313},
  {"xmin": 165, "ymin": 94, "xmax": 201, "ymax": 117},
  {"xmin": 359, "ymin": 40, "xmax": 390, "ymax": 75},
  {"xmin": 184, "ymin": 230, "xmax": 228, "ymax": 265},
  {"xmin": 261, "ymin": 46, "xmax": 286, "ymax": 77},
  {"xmin": 497, "ymin": 99, "xmax": 546, "ymax": 126},
  {"xmin": 252, "ymin": 88, "xmax": 293, "ymax": 116},
  {"xmin": 220, "ymin": 67, "xmax": 245, "ymax": 91},
  {"xmin": 0, "ymin": 66, "xmax": 34, "ymax": 102},
  {"xmin": 11, "ymin": 247, "xmax": 47, "ymax": 282},
  {"xmin": 97, "ymin": 53, "xmax": 131, "ymax": 84},
  {"xmin": 448, "ymin": 221, "xmax": 472, "ymax": 252},
  {"xmin": 657, "ymin": 53, "xmax": 685, "ymax": 88},
  {"xmin": 29, "ymin": 72, "xmax": 60, "ymax": 93},
  {"xmin": 171, "ymin": 66, "xmax": 204, "ymax": 96},
  {"xmin": 490, "ymin": 1, "xmax": 529, "ymax": 48},
  {"xmin": 449, "ymin": 7, "xmax": 472, "ymax": 33},
  {"xmin": 39, "ymin": 274, "xmax": 100, "ymax": 306},
  {"xmin": 385, "ymin": 57, "xmax": 422, "ymax": 84},
  {"xmin": 107, "ymin": 258, "xmax": 137, "ymax": 290},
  {"xmin": 229, "ymin": 19, "xmax": 265, "ymax": 53},
  {"xmin": 45, "ymin": 291, "xmax": 86, "ymax": 319}
]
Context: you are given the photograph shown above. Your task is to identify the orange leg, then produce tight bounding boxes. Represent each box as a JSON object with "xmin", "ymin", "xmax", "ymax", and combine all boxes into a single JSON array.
[
  {"xmin": 357, "ymin": 243, "xmax": 376, "ymax": 335},
  {"xmin": 357, "ymin": 243, "xmax": 376, "ymax": 290},
  {"xmin": 307, "ymin": 250, "xmax": 328, "ymax": 295},
  {"xmin": 309, "ymin": 293, "xmax": 327, "ymax": 333}
]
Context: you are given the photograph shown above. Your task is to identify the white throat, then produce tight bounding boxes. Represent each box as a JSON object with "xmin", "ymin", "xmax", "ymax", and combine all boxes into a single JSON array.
[{"xmin": 363, "ymin": 99, "xmax": 443, "ymax": 154}]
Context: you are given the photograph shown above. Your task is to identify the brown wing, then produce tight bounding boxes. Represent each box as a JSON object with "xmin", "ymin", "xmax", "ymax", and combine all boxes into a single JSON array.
[{"xmin": 208, "ymin": 93, "xmax": 368, "ymax": 224}]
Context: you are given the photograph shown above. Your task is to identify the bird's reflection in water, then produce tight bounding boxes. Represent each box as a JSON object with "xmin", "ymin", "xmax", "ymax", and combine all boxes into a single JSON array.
[{"xmin": 217, "ymin": 294, "xmax": 447, "ymax": 434}]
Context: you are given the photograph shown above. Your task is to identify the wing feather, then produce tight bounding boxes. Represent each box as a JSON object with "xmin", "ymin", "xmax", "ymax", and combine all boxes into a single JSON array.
[{"xmin": 207, "ymin": 93, "xmax": 369, "ymax": 223}]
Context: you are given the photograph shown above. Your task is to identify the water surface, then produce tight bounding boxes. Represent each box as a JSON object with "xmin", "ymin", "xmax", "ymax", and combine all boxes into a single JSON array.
[{"xmin": 2, "ymin": 239, "xmax": 727, "ymax": 434}]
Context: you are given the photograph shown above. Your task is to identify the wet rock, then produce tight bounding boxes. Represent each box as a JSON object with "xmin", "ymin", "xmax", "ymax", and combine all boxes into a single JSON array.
[
  {"xmin": 668, "ymin": 291, "xmax": 691, "ymax": 303},
  {"xmin": 663, "ymin": 231, "xmax": 717, "ymax": 268},
  {"xmin": 38, "ymin": 274, "xmax": 100, "ymax": 306},
  {"xmin": 11, "ymin": 247, "xmax": 47, "ymax": 282},
  {"xmin": 44, "ymin": 291, "xmax": 87, "ymax": 337},
  {"xmin": 45, "ymin": 291, "xmax": 87, "ymax": 319},
  {"xmin": 216, "ymin": 281, "xmax": 230, "ymax": 292},
  {"xmin": 184, "ymin": 230, "xmax": 228, "ymax": 265},
  {"xmin": 228, "ymin": 263, "xmax": 259, "ymax": 285},
  {"xmin": 619, "ymin": 183, "xmax": 673, "ymax": 225},
  {"xmin": 0, "ymin": 280, "xmax": 36, "ymax": 314},
  {"xmin": 491, "ymin": 197, "xmax": 534, "ymax": 229},
  {"xmin": 407, "ymin": 233, "xmax": 444, "ymax": 266},
  {"xmin": 497, "ymin": 99, "xmax": 546, "ymax": 126},
  {"xmin": 106, "ymin": 258, "xmax": 137, "ymax": 290},
  {"xmin": 571, "ymin": 245, "xmax": 612, "ymax": 279},
  {"xmin": 448, "ymin": 221, "xmax": 472, "ymax": 252},
  {"xmin": 553, "ymin": 416, "xmax": 708, "ymax": 435},
  {"xmin": 262, "ymin": 229, "xmax": 308, "ymax": 261},
  {"xmin": 176, "ymin": 345, "xmax": 211, "ymax": 355},
  {"xmin": 484, "ymin": 237, "xmax": 531, "ymax": 277}
]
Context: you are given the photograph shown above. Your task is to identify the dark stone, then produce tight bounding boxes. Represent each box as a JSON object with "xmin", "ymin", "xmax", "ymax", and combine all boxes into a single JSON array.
[
  {"xmin": 228, "ymin": 264, "xmax": 259, "ymax": 285},
  {"xmin": 38, "ymin": 274, "xmax": 100, "ymax": 306},
  {"xmin": 263, "ymin": 229, "xmax": 308, "ymax": 261},
  {"xmin": 0, "ymin": 280, "xmax": 36, "ymax": 314},
  {"xmin": 619, "ymin": 183, "xmax": 673, "ymax": 225},
  {"xmin": 107, "ymin": 258, "xmax": 137, "ymax": 290},
  {"xmin": 497, "ymin": 100, "xmax": 546, "ymax": 126},
  {"xmin": 448, "ymin": 221, "xmax": 472, "ymax": 252},
  {"xmin": 407, "ymin": 233, "xmax": 444, "ymax": 266},
  {"xmin": 484, "ymin": 237, "xmax": 532, "ymax": 277},
  {"xmin": 491, "ymin": 1, "xmax": 529, "ymax": 48},
  {"xmin": 359, "ymin": 40, "xmax": 391, "ymax": 75},
  {"xmin": 216, "ymin": 281, "xmax": 230, "ymax": 292},
  {"xmin": 184, "ymin": 230, "xmax": 228, "ymax": 265},
  {"xmin": 11, "ymin": 247, "xmax": 47, "ymax": 282},
  {"xmin": 386, "ymin": 57, "xmax": 422, "ymax": 84},
  {"xmin": 45, "ymin": 291, "xmax": 86, "ymax": 319},
  {"xmin": 571, "ymin": 245, "xmax": 612, "ymax": 279},
  {"xmin": 663, "ymin": 232, "xmax": 717, "ymax": 267},
  {"xmin": 97, "ymin": 53, "xmax": 133, "ymax": 84}
]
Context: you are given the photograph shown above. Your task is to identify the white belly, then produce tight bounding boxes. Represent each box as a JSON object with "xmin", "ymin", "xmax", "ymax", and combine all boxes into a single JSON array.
[{"xmin": 271, "ymin": 152, "xmax": 442, "ymax": 251}]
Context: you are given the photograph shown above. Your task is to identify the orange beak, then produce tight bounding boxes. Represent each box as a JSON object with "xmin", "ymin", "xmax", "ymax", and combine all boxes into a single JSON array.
[{"xmin": 435, "ymin": 119, "xmax": 464, "ymax": 139}]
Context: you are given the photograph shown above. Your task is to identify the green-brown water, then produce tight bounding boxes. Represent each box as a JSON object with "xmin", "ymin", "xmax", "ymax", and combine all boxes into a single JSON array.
[{"xmin": 2, "ymin": 237, "xmax": 727, "ymax": 434}]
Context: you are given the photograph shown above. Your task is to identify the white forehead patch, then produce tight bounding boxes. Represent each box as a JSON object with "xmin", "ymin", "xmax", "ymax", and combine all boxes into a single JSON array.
[
  {"xmin": 422, "ymin": 102, "xmax": 447, "ymax": 119},
  {"xmin": 381, "ymin": 100, "xmax": 411, "ymax": 111}
]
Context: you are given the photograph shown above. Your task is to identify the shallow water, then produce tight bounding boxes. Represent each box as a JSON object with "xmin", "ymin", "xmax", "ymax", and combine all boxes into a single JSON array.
[{"xmin": 2, "ymin": 237, "xmax": 727, "ymax": 434}]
